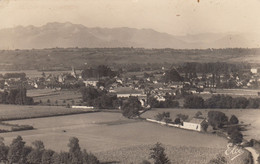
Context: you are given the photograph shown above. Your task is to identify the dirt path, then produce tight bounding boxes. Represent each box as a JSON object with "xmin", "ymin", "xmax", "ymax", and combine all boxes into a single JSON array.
[{"xmin": 245, "ymin": 147, "xmax": 259, "ymax": 164}]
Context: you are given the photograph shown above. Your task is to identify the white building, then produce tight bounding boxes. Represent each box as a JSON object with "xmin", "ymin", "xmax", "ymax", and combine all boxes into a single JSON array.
[
  {"xmin": 183, "ymin": 118, "xmax": 207, "ymax": 132},
  {"xmin": 83, "ymin": 80, "xmax": 98, "ymax": 87},
  {"xmin": 251, "ymin": 68, "xmax": 259, "ymax": 74}
]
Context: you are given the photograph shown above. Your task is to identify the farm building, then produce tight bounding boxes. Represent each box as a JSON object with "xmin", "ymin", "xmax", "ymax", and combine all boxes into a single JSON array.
[
  {"xmin": 183, "ymin": 118, "xmax": 207, "ymax": 132},
  {"xmin": 251, "ymin": 68, "xmax": 260, "ymax": 74},
  {"xmin": 83, "ymin": 79, "xmax": 99, "ymax": 87}
]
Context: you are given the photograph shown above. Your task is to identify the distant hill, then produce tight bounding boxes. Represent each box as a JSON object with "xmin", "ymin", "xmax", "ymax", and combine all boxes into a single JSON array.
[{"xmin": 0, "ymin": 22, "xmax": 259, "ymax": 49}]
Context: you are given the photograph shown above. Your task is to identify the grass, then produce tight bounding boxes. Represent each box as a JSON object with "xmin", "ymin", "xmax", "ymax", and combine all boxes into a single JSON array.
[
  {"xmin": 0, "ymin": 104, "xmax": 94, "ymax": 121},
  {"xmin": 1, "ymin": 113, "xmax": 227, "ymax": 162},
  {"xmin": 2, "ymin": 111, "xmax": 254, "ymax": 163},
  {"xmin": 96, "ymin": 144, "xmax": 225, "ymax": 164}
]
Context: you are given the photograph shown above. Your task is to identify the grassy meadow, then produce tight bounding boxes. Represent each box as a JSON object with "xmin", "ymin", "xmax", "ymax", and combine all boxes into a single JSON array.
[{"xmin": 0, "ymin": 112, "xmax": 230, "ymax": 163}]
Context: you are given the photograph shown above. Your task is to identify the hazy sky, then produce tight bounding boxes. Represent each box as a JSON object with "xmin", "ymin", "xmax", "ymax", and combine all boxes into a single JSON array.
[{"xmin": 1, "ymin": 0, "xmax": 260, "ymax": 35}]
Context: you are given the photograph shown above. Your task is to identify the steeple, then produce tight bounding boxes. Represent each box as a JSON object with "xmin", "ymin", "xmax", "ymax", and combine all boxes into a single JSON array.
[{"xmin": 71, "ymin": 66, "xmax": 77, "ymax": 78}]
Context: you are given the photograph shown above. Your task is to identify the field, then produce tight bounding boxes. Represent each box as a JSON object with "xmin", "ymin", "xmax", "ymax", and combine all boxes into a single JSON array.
[
  {"xmin": 0, "ymin": 104, "xmax": 93, "ymax": 120},
  {"xmin": 0, "ymin": 112, "xmax": 231, "ymax": 164},
  {"xmin": 141, "ymin": 108, "xmax": 260, "ymax": 141},
  {"xmin": 27, "ymin": 89, "xmax": 82, "ymax": 105},
  {"xmin": 0, "ymin": 48, "xmax": 259, "ymax": 70}
]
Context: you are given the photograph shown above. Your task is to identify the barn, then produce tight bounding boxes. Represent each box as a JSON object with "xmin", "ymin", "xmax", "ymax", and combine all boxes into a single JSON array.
[{"xmin": 183, "ymin": 118, "xmax": 207, "ymax": 132}]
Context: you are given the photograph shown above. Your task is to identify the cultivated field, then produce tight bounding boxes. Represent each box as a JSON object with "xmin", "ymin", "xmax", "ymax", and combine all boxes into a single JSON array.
[
  {"xmin": 27, "ymin": 89, "xmax": 82, "ymax": 105},
  {"xmin": 0, "ymin": 104, "xmax": 92, "ymax": 120},
  {"xmin": 0, "ymin": 112, "xmax": 230, "ymax": 163},
  {"xmin": 141, "ymin": 108, "xmax": 260, "ymax": 141}
]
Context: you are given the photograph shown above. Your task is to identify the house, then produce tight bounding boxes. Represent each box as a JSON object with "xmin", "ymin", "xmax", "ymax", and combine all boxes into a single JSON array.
[
  {"xmin": 183, "ymin": 118, "xmax": 207, "ymax": 132},
  {"xmin": 154, "ymin": 95, "xmax": 166, "ymax": 102},
  {"xmin": 251, "ymin": 68, "xmax": 258, "ymax": 74},
  {"xmin": 170, "ymin": 82, "xmax": 183, "ymax": 89},
  {"xmin": 83, "ymin": 79, "xmax": 99, "ymax": 87}
]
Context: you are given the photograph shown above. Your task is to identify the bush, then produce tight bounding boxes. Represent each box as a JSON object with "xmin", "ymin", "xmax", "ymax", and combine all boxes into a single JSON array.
[
  {"xmin": 174, "ymin": 118, "xmax": 181, "ymax": 124},
  {"xmin": 176, "ymin": 113, "xmax": 189, "ymax": 121},
  {"xmin": 229, "ymin": 115, "xmax": 239, "ymax": 125},
  {"xmin": 155, "ymin": 112, "xmax": 172, "ymax": 123}
]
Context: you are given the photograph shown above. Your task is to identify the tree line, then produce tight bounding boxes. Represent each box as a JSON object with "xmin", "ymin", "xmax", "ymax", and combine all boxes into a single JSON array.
[
  {"xmin": 0, "ymin": 136, "xmax": 100, "ymax": 164},
  {"xmin": 184, "ymin": 94, "xmax": 260, "ymax": 109},
  {"xmin": 178, "ymin": 62, "xmax": 250, "ymax": 74},
  {"xmin": 0, "ymin": 88, "xmax": 34, "ymax": 105}
]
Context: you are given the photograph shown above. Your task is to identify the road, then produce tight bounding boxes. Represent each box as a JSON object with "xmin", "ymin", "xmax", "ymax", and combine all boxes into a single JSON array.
[{"xmin": 245, "ymin": 147, "xmax": 259, "ymax": 164}]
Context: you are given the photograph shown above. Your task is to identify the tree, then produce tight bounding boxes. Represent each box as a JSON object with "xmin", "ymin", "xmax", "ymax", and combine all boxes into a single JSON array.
[
  {"xmin": 27, "ymin": 140, "xmax": 45, "ymax": 164},
  {"xmin": 208, "ymin": 111, "xmax": 228, "ymax": 129},
  {"xmin": 149, "ymin": 142, "xmax": 170, "ymax": 164},
  {"xmin": 82, "ymin": 149, "xmax": 100, "ymax": 164},
  {"xmin": 229, "ymin": 115, "xmax": 239, "ymax": 125},
  {"xmin": 229, "ymin": 130, "xmax": 243, "ymax": 144},
  {"xmin": 20, "ymin": 146, "xmax": 33, "ymax": 164},
  {"xmin": 176, "ymin": 114, "xmax": 189, "ymax": 121},
  {"xmin": 41, "ymin": 149, "xmax": 55, "ymax": 164},
  {"xmin": 183, "ymin": 95, "xmax": 204, "ymax": 109},
  {"xmin": 68, "ymin": 137, "xmax": 82, "ymax": 164},
  {"xmin": 7, "ymin": 135, "xmax": 25, "ymax": 163},
  {"xmin": 121, "ymin": 97, "xmax": 142, "ymax": 118},
  {"xmin": 47, "ymin": 99, "xmax": 51, "ymax": 104},
  {"xmin": 0, "ymin": 137, "xmax": 8, "ymax": 163},
  {"xmin": 155, "ymin": 112, "xmax": 172, "ymax": 123},
  {"xmin": 174, "ymin": 118, "xmax": 181, "ymax": 124}
]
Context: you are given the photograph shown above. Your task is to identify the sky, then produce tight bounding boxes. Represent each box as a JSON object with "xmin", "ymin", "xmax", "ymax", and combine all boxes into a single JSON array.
[{"xmin": 1, "ymin": 0, "xmax": 260, "ymax": 35}]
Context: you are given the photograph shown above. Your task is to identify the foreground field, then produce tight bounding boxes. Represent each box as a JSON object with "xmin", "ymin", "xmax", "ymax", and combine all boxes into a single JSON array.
[
  {"xmin": 141, "ymin": 108, "xmax": 260, "ymax": 141},
  {"xmin": 0, "ymin": 104, "xmax": 92, "ymax": 120},
  {"xmin": 0, "ymin": 112, "xmax": 229, "ymax": 163}
]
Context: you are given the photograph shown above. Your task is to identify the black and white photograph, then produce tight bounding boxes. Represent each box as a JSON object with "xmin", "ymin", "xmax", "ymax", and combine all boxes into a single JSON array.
[{"xmin": 0, "ymin": 0, "xmax": 260, "ymax": 163}]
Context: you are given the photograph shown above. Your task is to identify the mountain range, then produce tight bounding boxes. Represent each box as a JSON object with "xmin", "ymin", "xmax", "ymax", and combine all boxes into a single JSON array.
[{"xmin": 0, "ymin": 22, "xmax": 259, "ymax": 49}]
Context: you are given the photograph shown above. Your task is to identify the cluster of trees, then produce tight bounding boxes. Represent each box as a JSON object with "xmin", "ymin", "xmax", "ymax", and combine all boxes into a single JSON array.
[
  {"xmin": 183, "ymin": 94, "xmax": 260, "ymax": 109},
  {"xmin": 0, "ymin": 136, "xmax": 99, "ymax": 164},
  {"xmin": 207, "ymin": 111, "xmax": 243, "ymax": 144},
  {"xmin": 80, "ymin": 86, "xmax": 118, "ymax": 109},
  {"xmin": 121, "ymin": 96, "xmax": 143, "ymax": 118},
  {"xmin": 183, "ymin": 95, "xmax": 204, "ymax": 109},
  {"xmin": 155, "ymin": 112, "xmax": 172, "ymax": 123},
  {"xmin": 0, "ymin": 88, "xmax": 34, "ymax": 105},
  {"xmin": 81, "ymin": 65, "xmax": 116, "ymax": 79}
]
